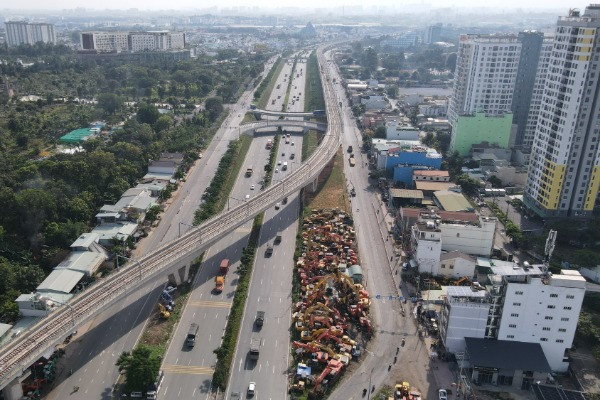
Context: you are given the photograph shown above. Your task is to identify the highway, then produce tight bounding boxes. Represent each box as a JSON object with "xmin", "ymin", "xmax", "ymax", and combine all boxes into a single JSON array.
[
  {"xmin": 0, "ymin": 46, "xmax": 342, "ymax": 395},
  {"xmin": 225, "ymin": 54, "xmax": 308, "ymax": 400},
  {"xmin": 43, "ymin": 57, "xmax": 280, "ymax": 400},
  {"xmin": 157, "ymin": 54, "xmax": 304, "ymax": 400}
]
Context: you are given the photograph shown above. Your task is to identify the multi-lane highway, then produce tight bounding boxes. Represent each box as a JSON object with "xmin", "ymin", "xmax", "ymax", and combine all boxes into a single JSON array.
[
  {"xmin": 225, "ymin": 55, "xmax": 308, "ymax": 400},
  {"xmin": 157, "ymin": 54, "xmax": 306, "ymax": 400}
]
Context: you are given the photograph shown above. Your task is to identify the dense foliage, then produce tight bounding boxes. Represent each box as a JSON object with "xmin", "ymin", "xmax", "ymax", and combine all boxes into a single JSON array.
[
  {"xmin": 0, "ymin": 45, "xmax": 267, "ymax": 323},
  {"xmin": 116, "ymin": 345, "xmax": 161, "ymax": 392}
]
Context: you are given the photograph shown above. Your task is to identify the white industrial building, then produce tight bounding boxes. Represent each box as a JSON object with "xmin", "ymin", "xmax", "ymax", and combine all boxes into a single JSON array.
[
  {"xmin": 440, "ymin": 261, "xmax": 586, "ymax": 372},
  {"xmin": 385, "ymin": 119, "xmax": 420, "ymax": 141},
  {"xmin": 5, "ymin": 21, "xmax": 56, "ymax": 46}
]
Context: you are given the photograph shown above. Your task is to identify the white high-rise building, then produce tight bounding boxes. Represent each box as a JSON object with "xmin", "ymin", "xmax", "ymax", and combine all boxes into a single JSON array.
[
  {"xmin": 524, "ymin": 5, "xmax": 600, "ymax": 218},
  {"xmin": 80, "ymin": 31, "xmax": 185, "ymax": 53},
  {"xmin": 5, "ymin": 21, "xmax": 56, "ymax": 46},
  {"xmin": 448, "ymin": 34, "xmax": 521, "ymax": 123},
  {"xmin": 522, "ymin": 37, "xmax": 554, "ymax": 149},
  {"xmin": 448, "ymin": 34, "xmax": 521, "ymax": 153}
]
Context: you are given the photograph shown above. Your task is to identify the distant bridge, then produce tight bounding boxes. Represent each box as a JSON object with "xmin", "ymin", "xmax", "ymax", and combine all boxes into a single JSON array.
[
  {"xmin": 251, "ymin": 109, "xmax": 317, "ymax": 119},
  {"xmin": 240, "ymin": 120, "xmax": 327, "ymax": 135}
]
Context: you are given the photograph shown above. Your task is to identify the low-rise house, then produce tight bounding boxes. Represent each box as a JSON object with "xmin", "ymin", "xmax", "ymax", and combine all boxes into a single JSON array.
[
  {"xmin": 433, "ymin": 191, "xmax": 474, "ymax": 212},
  {"xmin": 437, "ymin": 251, "xmax": 476, "ymax": 278},
  {"xmin": 360, "ymin": 95, "xmax": 389, "ymax": 111},
  {"xmin": 96, "ymin": 188, "xmax": 157, "ymax": 224},
  {"xmin": 385, "ymin": 119, "xmax": 420, "ymax": 141},
  {"xmin": 413, "ymin": 170, "xmax": 450, "ymax": 183},
  {"xmin": 90, "ymin": 222, "xmax": 138, "ymax": 246}
]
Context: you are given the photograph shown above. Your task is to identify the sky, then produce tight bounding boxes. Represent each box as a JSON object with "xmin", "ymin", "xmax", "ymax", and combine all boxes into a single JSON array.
[{"xmin": 2, "ymin": 0, "xmax": 585, "ymax": 11}]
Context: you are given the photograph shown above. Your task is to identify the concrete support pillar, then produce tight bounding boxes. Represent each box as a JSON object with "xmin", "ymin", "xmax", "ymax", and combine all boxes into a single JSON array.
[
  {"xmin": 309, "ymin": 177, "xmax": 319, "ymax": 193},
  {"xmin": 1, "ymin": 375, "xmax": 26, "ymax": 400},
  {"xmin": 167, "ymin": 264, "xmax": 190, "ymax": 286}
]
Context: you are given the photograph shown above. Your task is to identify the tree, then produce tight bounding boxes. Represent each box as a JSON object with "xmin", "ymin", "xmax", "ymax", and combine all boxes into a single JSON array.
[
  {"xmin": 441, "ymin": 151, "xmax": 464, "ymax": 179},
  {"xmin": 137, "ymin": 103, "xmax": 160, "ymax": 126},
  {"xmin": 98, "ymin": 93, "xmax": 123, "ymax": 115},
  {"xmin": 145, "ymin": 205, "xmax": 161, "ymax": 222},
  {"xmin": 361, "ymin": 47, "xmax": 378, "ymax": 74},
  {"xmin": 487, "ymin": 175, "xmax": 503, "ymax": 188},
  {"xmin": 154, "ymin": 115, "xmax": 173, "ymax": 133},
  {"xmin": 455, "ymin": 174, "xmax": 480, "ymax": 197},
  {"xmin": 374, "ymin": 126, "xmax": 387, "ymax": 139},
  {"xmin": 116, "ymin": 346, "xmax": 161, "ymax": 392},
  {"xmin": 386, "ymin": 85, "xmax": 398, "ymax": 99},
  {"xmin": 205, "ymin": 97, "xmax": 224, "ymax": 122}
]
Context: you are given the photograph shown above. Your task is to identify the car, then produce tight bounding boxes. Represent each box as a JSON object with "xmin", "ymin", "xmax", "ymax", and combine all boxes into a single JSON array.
[
  {"xmin": 248, "ymin": 382, "xmax": 256, "ymax": 396},
  {"xmin": 282, "ymin": 152, "xmax": 285, "ymax": 156},
  {"xmin": 282, "ymin": 196, "xmax": 288, "ymax": 204},
  {"xmin": 291, "ymin": 142, "xmax": 295, "ymax": 146},
  {"xmin": 250, "ymin": 184, "xmax": 255, "ymax": 190},
  {"xmin": 245, "ymin": 194, "xmax": 250, "ymax": 200},
  {"xmin": 438, "ymin": 389, "xmax": 448, "ymax": 400},
  {"xmin": 275, "ymin": 168, "xmax": 279, "ymax": 173},
  {"xmin": 278, "ymin": 161, "xmax": 282, "ymax": 165},
  {"xmin": 275, "ymin": 202, "xmax": 281, "ymax": 210}
]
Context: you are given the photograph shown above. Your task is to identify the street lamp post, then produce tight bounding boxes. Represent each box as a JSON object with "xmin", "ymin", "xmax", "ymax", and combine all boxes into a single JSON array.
[
  {"xmin": 116, "ymin": 254, "xmax": 143, "ymax": 281},
  {"xmin": 178, "ymin": 221, "xmax": 194, "ymax": 238}
]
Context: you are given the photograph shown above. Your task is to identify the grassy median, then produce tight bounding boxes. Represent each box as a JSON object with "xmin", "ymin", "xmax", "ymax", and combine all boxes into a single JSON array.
[
  {"xmin": 255, "ymin": 57, "xmax": 284, "ymax": 109},
  {"xmin": 304, "ymin": 51, "xmax": 325, "ymax": 112}
]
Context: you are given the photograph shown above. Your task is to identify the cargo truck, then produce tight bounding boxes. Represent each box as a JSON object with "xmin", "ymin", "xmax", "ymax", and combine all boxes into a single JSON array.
[
  {"xmin": 214, "ymin": 259, "xmax": 228, "ymax": 293},
  {"xmin": 282, "ymin": 162, "xmax": 288, "ymax": 171},
  {"xmin": 349, "ymin": 156, "xmax": 356, "ymax": 167},
  {"xmin": 249, "ymin": 338, "xmax": 261, "ymax": 360},
  {"xmin": 186, "ymin": 323, "xmax": 199, "ymax": 347},
  {"xmin": 245, "ymin": 167, "xmax": 253, "ymax": 177},
  {"xmin": 255, "ymin": 311, "xmax": 265, "ymax": 326}
]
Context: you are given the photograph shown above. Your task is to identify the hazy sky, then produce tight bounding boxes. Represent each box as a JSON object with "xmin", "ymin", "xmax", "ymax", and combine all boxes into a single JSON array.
[{"xmin": 2, "ymin": 0, "xmax": 585, "ymax": 11}]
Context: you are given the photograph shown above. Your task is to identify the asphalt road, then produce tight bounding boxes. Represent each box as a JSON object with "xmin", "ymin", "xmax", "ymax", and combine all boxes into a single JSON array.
[
  {"xmin": 44, "ymin": 56, "xmax": 279, "ymax": 400},
  {"xmin": 158, "ymin": 53, "xmax": 304, "ymax": 400},
  {"xmin": 225, "ymin": 55, "xmax": 307, "ymax": 400},
  {"xmin": 320, "ymin": 52, "xmax": 409, "ymax": 400}
]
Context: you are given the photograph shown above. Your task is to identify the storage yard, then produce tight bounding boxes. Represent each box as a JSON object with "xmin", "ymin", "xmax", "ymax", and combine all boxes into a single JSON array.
[{"xmin": 290, "ymin": 208, "xmax": 371, "ymax": 398}]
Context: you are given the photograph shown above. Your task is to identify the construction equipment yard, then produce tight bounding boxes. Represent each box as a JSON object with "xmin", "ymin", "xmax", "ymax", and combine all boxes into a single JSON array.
[{"xmin": 290, "ymin": 208, "xmax": 371, "ymax": 398}]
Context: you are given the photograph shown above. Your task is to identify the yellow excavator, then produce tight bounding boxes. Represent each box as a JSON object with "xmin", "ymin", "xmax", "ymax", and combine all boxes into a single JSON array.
[{"xmin": 158, "ymin": 303, "xmax": 171, "ymax": 319}]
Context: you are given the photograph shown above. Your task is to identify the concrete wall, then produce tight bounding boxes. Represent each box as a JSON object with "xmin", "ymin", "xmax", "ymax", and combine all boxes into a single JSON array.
[
  {"xmin": 451, "ymin": 112, "xmax": 513, "ymax": 156},
  {"xmin": 440, "ymin": 218, "xmax": 496, "ymax": 257}
]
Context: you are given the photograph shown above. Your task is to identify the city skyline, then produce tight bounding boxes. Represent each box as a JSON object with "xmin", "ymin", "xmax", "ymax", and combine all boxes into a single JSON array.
[{"xmin": 0, "ymin": 0, "xmax": 590, "ymax": 12}]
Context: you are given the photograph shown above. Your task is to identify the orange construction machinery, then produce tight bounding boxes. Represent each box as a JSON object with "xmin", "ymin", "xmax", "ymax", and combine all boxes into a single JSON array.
[
  {"xmin": 214, "ymin": 259, "xmax": 229, "ymax": 293},
  {"xmin": 313, "ymin": 359, "xmax": 344, "ymax": 393},
  {"xmin": 394, "ymin": 382, "xmax": 422, "ymax": 400}
]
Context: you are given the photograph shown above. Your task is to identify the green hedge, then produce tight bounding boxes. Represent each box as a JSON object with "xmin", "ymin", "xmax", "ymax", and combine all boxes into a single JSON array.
[
  {"xmin": 193, "ymin": 135, "xmax": 252, "ymax": 224},
  {"xmin": 264, "ymin": 133, "xmax": 281, "ymax": 187},
  {"xmin": 304, "ymin": 51, "xmax": 325, "ymax": 112},
  {"xmin": 255, "ymin": 57, "xmax": 283, "ymax": 109},
  {"xmin": 212, "ymin": 214, "xmax": 263, "ymax": 389}
]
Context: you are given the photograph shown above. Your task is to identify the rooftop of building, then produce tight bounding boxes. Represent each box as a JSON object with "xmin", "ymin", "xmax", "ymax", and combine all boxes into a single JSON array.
[
  {"xmin": 70, "ymin": 232, "xmax": 99, "ymax": 249},
  {"xmin": 388, "ymin": 145, "xmax": 441, "ymax": 157},
  {"xmin": 465, "ymin": 337, "xmax": 551, "ymax": 373},
  {"xmin": 413, "ymin": 170, "xmax": 449, "ymax": 177},
  {"xmin": 90, "ymin": 222, "xmax": 138, "ymax": 242},
  {"xmin": 389, "ymin": 189, "xmax": 424, "ymax": 200},
  {"xmin": 434, "ymin": 191, "xmax": 474, "ymax": 212},
  {"xmin": 446, "ymin": 285, "xmax": 488, "ymax": 298},
  {"xmin": 36, "ymin": 269, "xmax": 85, "ymax": 294},
  {"xmin": 441, "ymin": 250, "xmax": 476, "ymax": 263},
  {"xmin": 99, "ymin": 188, "xmax": 156, "ymax": 214},
  {"xmin": 414, "ymin": 181, "xmax": 456, "ymax": 192},
  {"xmin": 55, "ymin": 251, "xmax": 105, "ymax": 275}
]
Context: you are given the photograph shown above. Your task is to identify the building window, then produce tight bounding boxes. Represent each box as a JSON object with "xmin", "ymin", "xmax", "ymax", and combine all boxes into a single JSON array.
[
  {"xmin": 564, "ymin": 306, "xmax": 572, "ymax": 310},
  {"xmin": 542, "ymin": 327, "xmax": 551, "ymax": 331},
  {"xmin": 559, "ymin": 328, "xmax": 567, "ymax": 332},
  {"xmin": 550, "ymin": 294, "xmax": 558, "ymax": 298},
  {"xmin": 507, "ymin": 335, "xmax": 515, "ymax": 339},
  {"xmin": 515, "ymin": 291, "xmax": 524, "ymax": 295},
  {"xmin": 547, "ymin": 305, "xmax": 556, "ymax": 309},
  {"xmin": 456, "ymin": 233, "xmax": 460, "ymax": 237},
  {"xmin": 545, "ymin": 316, "xmax": 553, "ymax": 320},
  {"xmin": 511, "ymin": 313, "xmax": 519, "ymax": 317},
  {"xmin": 540, "ymin": 338, "xmax": 548, "ymax": 342},
  {"xmin": 561, "ymin": 317, "xmax": 569, "ymax": 321},
  {"xmin": 556, "ymin": 339, "xmax": 564, "ymax": 343},
  {"xmin": 513, "ymin": 302, "xmax": 521, "ymax": 306},
  {"xmin": 567, "ymin": 295, "xmax": 575, "ymax": 299},
  {"xmin": 509, "ymin": 324, "xmax": 517, "ymax": 328}
]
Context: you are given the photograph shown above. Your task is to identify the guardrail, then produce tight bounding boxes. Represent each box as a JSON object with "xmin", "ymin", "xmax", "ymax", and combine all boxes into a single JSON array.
[{"xmin": 0, "ymin": 46, "xmax": 341, "ymax": 390}]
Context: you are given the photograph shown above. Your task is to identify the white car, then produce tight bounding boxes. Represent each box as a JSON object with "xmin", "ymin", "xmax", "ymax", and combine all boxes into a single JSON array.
[
  {"xmin": 291, "ymin": 142, "xmax": 295, "ymax": 146},
  {"xmin": 278, "ymin": 161, "xmax": 282, "ymax": 165},
  {"xmin": 438, "ymin": 389, "xmax": 448, "ymax": 400},
  {"xmin": 275, "ymin": 202, "xmax": 281, "ymax": 210},
  {"xmin": 275, "ymin": 168, "xmax": 279, "ymax": 173},
  {"xmin": 248, "ymin": 382, "xmax": 256, "ymax": 396},
  {"xmin": 250, "ymin": 184, "xmax": 255, "ymax": 190}
]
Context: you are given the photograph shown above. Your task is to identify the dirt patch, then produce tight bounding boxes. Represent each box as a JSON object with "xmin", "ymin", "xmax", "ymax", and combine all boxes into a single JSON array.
[
  {"xmin": 571, "ymin": 343, "xmax": 600, "ymax": 394},
  {"xmin": 303, "ymin": 147, "xmax": 350, "ymax": 213}
]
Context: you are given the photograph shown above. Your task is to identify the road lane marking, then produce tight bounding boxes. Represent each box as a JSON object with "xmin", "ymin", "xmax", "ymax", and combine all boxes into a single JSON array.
[
  {"xmin": 162, "ymin": 364, "xmax": 215, "ymax": 375},
  {"xmin": 189, "ymin": 300, "xmax": 232, "ymax": 308}
]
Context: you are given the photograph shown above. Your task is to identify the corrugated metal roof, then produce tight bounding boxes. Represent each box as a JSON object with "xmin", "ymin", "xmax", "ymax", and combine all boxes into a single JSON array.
[
  {"xmin": 465, "ymin": 337, "xmax": 551, "ymax": 373},
  {"xmin": 70, "ymin": 233, "xmax": 99, "ymax": 249},
  {"xmin": 55, "ymin": 251, "xmax": 105, "ymax": 275},
  {"xmin": 434, "ymin": 191, "xmax": 473, "ymax": 212},
  {"xmin": 37, "ymin": 269, "xmax": 84, "ymax": 294},
  {"xmin": 389, "ymin": 189, "xmax": 424, "ymax": 199}
]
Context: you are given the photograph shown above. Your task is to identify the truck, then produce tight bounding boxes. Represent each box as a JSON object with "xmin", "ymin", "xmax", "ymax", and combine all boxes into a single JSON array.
[
  {"xmin": 265, "ymin": 243, "xmax": 274, "ymax": 256},
  {"xmin": 255, "ymin": 311, "xmax": 265, "ymax": 326},
  {"xmin": 219, "ymin": 259, "xmax": 230, "ymax": 275},
  {"xmin": 249, "ymin": 338, "xmax": 261, "ymax": 360},
  {"xmin": 215, "ymin": 276, "xmax": 225, "ymax": 293},
  {"xmin": 274, "ymin": 231, "xmax": 282, "ymax": 244},
  {"xmin": 266, "ymin": 139, "xmax": 273, "ymax": 150},
  {"xmin": 347, "ymin": 145, "xmax": 353, "ymax": 153},
  {"xmin": 349, "ymin": 156, "xmax": 356, "ymax": 167},
  {"xmin": 186, "ymin": 323, "xmax": 199, "ymax": 347},
  {"xmin": 290, "ymin": 153, "xmax": 295, "ymax": 159},
  {"xmin": 282, "ymin": 162, "xmax": 288, "ymax": 171},
  {"xmin": 245, "ymin": 167, "xmax": 253, "ymax": 177}
]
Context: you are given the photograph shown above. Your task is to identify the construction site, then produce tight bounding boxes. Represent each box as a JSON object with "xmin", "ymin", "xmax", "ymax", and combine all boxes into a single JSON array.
[{"xmin": 289, "ymin": 208, "xmax": 372, "ymax": 398}]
